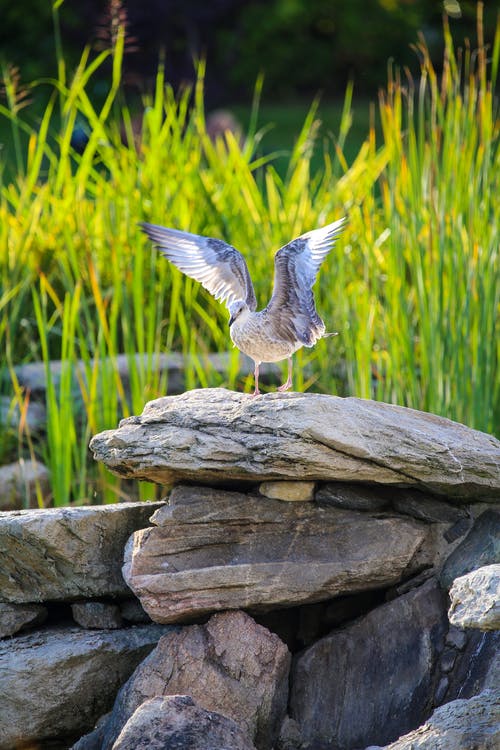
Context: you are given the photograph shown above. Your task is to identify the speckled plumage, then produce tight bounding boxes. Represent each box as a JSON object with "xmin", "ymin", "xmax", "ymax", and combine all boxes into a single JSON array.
[{"xmin": 141, "ymin": 218, "xmax": 347, "ymax": 395}]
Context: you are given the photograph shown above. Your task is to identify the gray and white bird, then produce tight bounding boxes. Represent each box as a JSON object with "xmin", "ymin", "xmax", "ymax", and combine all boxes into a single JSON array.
[{"xmin": 141, "ymin": 217, "xmax": 347, "ymax": 395}]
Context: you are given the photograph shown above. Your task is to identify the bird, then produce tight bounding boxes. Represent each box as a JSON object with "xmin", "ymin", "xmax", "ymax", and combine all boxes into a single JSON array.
[{"xmin": 141, "ymin": 217, "xmax": 347, "ymax": 396}]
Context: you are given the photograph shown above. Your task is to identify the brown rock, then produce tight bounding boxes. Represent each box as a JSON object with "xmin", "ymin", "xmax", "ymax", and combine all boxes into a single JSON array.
[
  {"xmin": 96, "ymin": 610, "xmax": 290, "ymax": 750},
  {"xmin": 123, "ymin": 485, "xmax": 428, "ymax": 623},
  {"xmin": 111, "ymin": 695, "xmax": 256, "ymax": 750},
  {"xmin": 89, "ymin": 389, "xmax": 500, "ymax": 498},
  {"xmin": 259, "ymin": 481, "xmax": 315, "ymax": 501}
]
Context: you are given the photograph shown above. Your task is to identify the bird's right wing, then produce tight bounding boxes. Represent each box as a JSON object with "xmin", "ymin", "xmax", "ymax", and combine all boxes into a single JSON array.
[{"xmin": 141, "ymin": 223, "xmax": 257, "ymax": 311}]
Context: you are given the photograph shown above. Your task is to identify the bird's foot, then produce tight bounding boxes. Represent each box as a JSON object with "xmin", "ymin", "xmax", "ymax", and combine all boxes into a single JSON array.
[
  {"xmin": 251, "ymin": 388, "xmax": 261, "ymax": 398},
  {"xmin": 277, "ymin": 380, "xmax": 292, "ymax": 392}
]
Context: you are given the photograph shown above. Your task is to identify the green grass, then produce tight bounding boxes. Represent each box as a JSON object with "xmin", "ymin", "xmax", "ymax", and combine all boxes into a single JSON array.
[{"xmin": 0, "ymin": 8, "xmax": 498, "ymax": 506}]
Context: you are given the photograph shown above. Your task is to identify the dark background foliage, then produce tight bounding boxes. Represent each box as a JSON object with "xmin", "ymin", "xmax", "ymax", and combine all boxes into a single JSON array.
[{"xmin": 0, "ymin": 0, "xmax": 496, "ymax": 106}]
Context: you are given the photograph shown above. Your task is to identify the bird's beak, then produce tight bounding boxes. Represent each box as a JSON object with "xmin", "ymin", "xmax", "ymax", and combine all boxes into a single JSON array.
[{"xmin": 228, "ymin": 314, "xmax": 235, "ymax": 327}]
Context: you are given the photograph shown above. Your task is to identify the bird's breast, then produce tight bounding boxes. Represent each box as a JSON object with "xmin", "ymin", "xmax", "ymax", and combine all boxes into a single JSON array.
[{"xmin": 230, "ymin": 313, "xmax": 301, "ymax": 363}]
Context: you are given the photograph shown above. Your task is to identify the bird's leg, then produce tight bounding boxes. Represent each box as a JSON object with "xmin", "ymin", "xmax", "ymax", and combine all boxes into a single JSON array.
[
  {"xmin": 278, "ymin": 357, "xmax": 293, "ymax": 392},
  {"xmin": 252, "ymin": 361, "xmax": 261, "ymax": 397}
]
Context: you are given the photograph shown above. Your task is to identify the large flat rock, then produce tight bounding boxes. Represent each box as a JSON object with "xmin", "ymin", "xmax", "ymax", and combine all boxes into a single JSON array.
[
  {"xmin": 123, "ymin": 485, "xmax": 428, "ymax": 623},
  {"xmin": 90, "ymin": 389, "xmax": 500, "ymax": 498},
  {"xmin": 0, "ymin": 502, "xmax": 164, "ymax": 603}
]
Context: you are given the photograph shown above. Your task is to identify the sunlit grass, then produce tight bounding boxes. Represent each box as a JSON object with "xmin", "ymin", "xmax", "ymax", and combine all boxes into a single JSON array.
[{"xmin": 0, "ymin": 6, "xmax": 498, "ymax": 505}]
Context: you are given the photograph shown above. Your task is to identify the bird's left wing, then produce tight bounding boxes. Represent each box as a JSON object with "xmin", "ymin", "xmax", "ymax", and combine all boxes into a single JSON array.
[{"xmin": 141, "ymin": 223, "xmax": 257, "ymax": 310}]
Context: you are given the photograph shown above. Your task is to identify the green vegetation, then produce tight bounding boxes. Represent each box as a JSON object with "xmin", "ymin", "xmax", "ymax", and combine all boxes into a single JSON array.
[{"xmin": 0, "ymin": 7, "xmax": 498, "ymax": 506}]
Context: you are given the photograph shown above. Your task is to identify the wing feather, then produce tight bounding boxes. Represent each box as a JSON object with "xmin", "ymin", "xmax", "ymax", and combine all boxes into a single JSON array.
[
  {"xmin": 140, "ymin": 223, "xmax": 257, "ymax": 311},
  {"xmin": 265, "ymin": 217, "xmax": 347, "ymax": 345}
]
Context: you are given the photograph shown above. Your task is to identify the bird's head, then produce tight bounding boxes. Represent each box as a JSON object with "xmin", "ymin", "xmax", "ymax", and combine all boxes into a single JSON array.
[{"xmin": 228, "ymin": 299, "xmax": 247, "ymax": 327}]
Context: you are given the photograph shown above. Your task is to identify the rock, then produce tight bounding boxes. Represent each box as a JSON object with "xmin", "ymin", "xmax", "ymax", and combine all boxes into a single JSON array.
[
  {"xmin": 123, "ymin": 485, "xmax": 428, "ymax": 623},
  {"xmin": 445, "ymin": 626, "xmax": 468, "ymax": 650},
  {"xmin": 0, "ymin": 624, "xmax": 170, "ymax": 750},
  {"xmin": 0, "ymin": 602, "xmax": 47, "ymax": 638},
  {"xmin": 89, "ymin": 389, "xmax": 500, "ymax": 498},
  {"xmin": 0, "ymin": 459, "xmax": 51, "ymax": 511},
  {"xmin": 0, "ymin": 395, "xmax": 46, "ymax": 433},
  {"xmin": 390, "ymin": 490, "xmax": 468, "ymax": 523},
  {"xmin": 0, "ymin": 501, "xmax": 164, "ymax": 604},
  {"xmin": 440, "ymin": 510, "xmax": 500, "ymax": 589},
  {"xmin": 96, "ymin": 610, "xmax": 290, "ymax": 750},
  {"xmin": 119, "ymin": 599, "xmax": 151, "ymax": 624},
  {"xmin": 376, "ymin": 690, "xmax": 500, "ymax": 749},
  {"xmin": 448, "ymin": 565, "xmax": 500, "ymax": 631},
  {"xmin": 289, "ymin": 579, "xmax": 448, "ymax": 750},
  {"xmin": 72, "ymin": 602, "xmax": 123, "ymax": 629},
  {"xmin": 259, "ymin": 481, "xmax": 315, "ymax": 502},
  {"xmin": 445, "ymin": 631, "xmax": 499, "ymax": 702},
  {"xmin": 315, "ymin": 482, "xmax": 389, "ymax": 511},
  {"xmin": 111, "ymin": 695, "xmax": 257, "ymax": 750}
]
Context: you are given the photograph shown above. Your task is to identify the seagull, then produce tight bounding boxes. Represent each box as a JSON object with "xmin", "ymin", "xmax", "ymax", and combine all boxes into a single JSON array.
[{"xmin": 141, "ymin": 218, "xmax": 347, "ymax": 396}]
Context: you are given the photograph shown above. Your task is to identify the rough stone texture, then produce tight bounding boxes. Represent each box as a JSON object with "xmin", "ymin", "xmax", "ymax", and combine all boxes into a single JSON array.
[
  {"xmin": 72, "ymin": 602, "xmax": 123, "ymax": 629},
  {"xmin": 315, "ymin": 482, "xmax": 390, "ymax": 511},
  {"xmin": 123, "ymin": 485, "xmax": 428, "ymax": 623},
  {"xmin": 89, "ymin": 389, "xmax": 500, "ymax": 498},
  {"xmin": 444, "ymin": 630, "xmax": 499, "ymax": 703},
  {"xmin": 440, "ymin": 510, "xmax": 500, "ymax": 589},
  {"xmin": 259, "ymin": 481, "xmax": 315, "ymax": 502},
  {"xmin": 119, "ymin": 599, "xmax": 151, "ymax": 624},
  {"xmin": 95, "ymin": 611, "xmax": 290, "ymax": 750},
  {"xmin": 448, "ymin": 564, "xmax": 500, "ymax": 631},
  {"xmin": 112, "ymin": 695, "xmax": 257, "ymax": 750},
  {"xmin": 290, "ymin": 579, "xmax": 448, "ymax": 750},
  {"xmin": 0, "ymin": 602, "xmax": 47, "ymax": 638},
  {"xmin": 0, "ymin": 459, "xmax": 51, "ymax": 511},
  {"xmin": 0, "ymin": 501, "xmax": 164, "ymax": 603},
  {"xmin": 375, "ymin": 690, "xmax": 500, "ymax": 749},
  {"xmin": 0, "ymin": 624, "xmax": 170, "ymax": 750}
]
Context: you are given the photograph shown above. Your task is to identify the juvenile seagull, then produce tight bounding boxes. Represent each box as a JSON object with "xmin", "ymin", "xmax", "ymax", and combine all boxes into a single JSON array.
[{"xmin": 141, "ymin": 218, "xmax": 346, "ymax": 395}]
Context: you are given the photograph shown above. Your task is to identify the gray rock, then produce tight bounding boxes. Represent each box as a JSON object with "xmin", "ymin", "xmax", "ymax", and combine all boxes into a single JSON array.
[
  {"xmin": 0, "ymin": 501, "xmax": 164, "ymax": 603},
  {"xmin": 123, "ymin": 485, "xmax": 428, "ymax": 623},
  {"xmin": 89, "ymin": 388, "xmax": 500, "ymax": 498},
  {"xmin": 0, "ymin": 459, "xmax": 51, "ymax": 511},
  {"xmin": 0, "ymin": 396, "xmax": 46, "ymax": 433},
  {"xmin": 315, "ymin": 482, "xmax": 389, "ymax": 511},
  {"xmin": 445, "ymin": 631, "xmax": 499, "ymax": 702},
  {"xmin": 440, "ymin": 510, "xmax": 500, "ymax": 589},
  {"xmin": 97, "ymin": 610, "xmax": 290, "ymax": 750},
  {"xmin": 390, "ymin": 490, "xmax": 468, "ymax": 523},
  {"xmin": 375, "ymin": 690, "xmax": 500, "ymax": 749},
  {"xmin": 448, "ymin": 564, "xmax": 500, "ymax": 631},
  {"xmin": 0, "ymin": 624, "xmax": 170, "ymax": 750},
  {"xmin": 290, "ymin": 579, "xmax": 448, "ymax": 750},
  {"xmin": 445, "ymin": 626, "xmax": 468, "ymax": 650},
  {"xmin": 0, "ymin": 602, "xmax": 47, "ymax": 638},
  {"xmin": 111, "ymin": 695, "xmax": 257, "ymax": 750},
  {"xmin": 72, "ymin": 602, "xmax": 123, "ymax": 629}
]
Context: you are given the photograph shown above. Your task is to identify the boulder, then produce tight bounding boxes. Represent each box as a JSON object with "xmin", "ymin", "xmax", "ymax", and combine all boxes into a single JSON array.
[
  {"xmin": 89, "ymin": 389, "xmax": 500, "ymax": 498},
  {"xmin": 72, "ymin": 602, "xmax": 123, "ymax": 629},
  {"xmin": 259, "ymin": 481, "xmax": 315, "ymax": 502},
  {"xmin": 440, "ymin": 510, "xmax": 500, "ymax": 589},
  {"xmin": 0, "ymin": 501, "xmax": 164, "ymax": 603},
  {"xmin": 448, "ymin": 565, "xmax": 500, "ymax": 631},
  {"xmin": 0, "ymin": 602, "xmax": 47, "ymax": 638},
  {"xmin": 289, "ymin": 579, "xmax": 448, "ymax": 750},
  {"xmin": 93, "ymin": 610, "xmax": 290, "ymax": 750},
  {"xmin": 373, "ymin": 689, "xmax": 500, "ymax": 749},
  {"xmin": 0, "ymin": 624, "xmax": 170, "ymax": 750},
  {"xmin": 111, "ymin": 695, "xmax": 257, "ymax": 750},
  {"xmin": 0, "ymin": 459, "xmax": 51, "ymax": 511},
  {"xmin": 123, "ymin": 485, "xmax": 428, "ymax": 623}
]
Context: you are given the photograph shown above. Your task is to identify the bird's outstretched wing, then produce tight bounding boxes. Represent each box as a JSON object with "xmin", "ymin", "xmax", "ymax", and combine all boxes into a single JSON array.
[
  {"xmin": 264, "ymin": 217, "xmax": 347, "ymax": 346},
  {"xmin": 141, "ymin": 223, "xmax": 257, "ymax": 311}
]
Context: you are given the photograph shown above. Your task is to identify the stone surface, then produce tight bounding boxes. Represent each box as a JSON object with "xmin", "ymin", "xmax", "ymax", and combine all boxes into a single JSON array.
[
  {"xmin": 72, "ymin": 602, "xmax": 123, "ymax": 629},
  {"xmin": 448, "ymin": 564, "xmax": 500, "ymax": 631},
  {"xmin": 0, "ymin": 501, "xmax": 164, "ymax": 603},
  {"xmin": 119, "ymin": 599, "xmax": 151, "ymax": 624},
  {"xmin": 0, "ymin": 602, "xmax": 47, "ymax": 638},
  {"xmin": 123, "ymin": 485, "xmax": 428, "ymax": 623},
  {"xmin": 89, "ymin": 388, "xmax": 500, "ymax": 498},
  {"xmin": 94, "ymin": 610, "xmax": 290, "ymax": 750},
  {"xmin": 0, "ymin": 459, "xmax": 51, "ymax": 511},
  {"xmin": 445, "ymin": 630, "xmax": 499, "ymax": 703},
  {"xmin": 375, "ymin": 690, "xmax": 500, "ymax": 749},
  {"xmin": 111, "ymin": 695, "xmax": 257, "ymax": 750},
  {"xmin": 289, "ymin": 579, "xmax": 448, "ymax": 750},
  {"xmin": 315, "ymin": 482, "xmax": 389, "ymax": 511},
  {"xmin": 259, "ymin": 480, "xmax": 315, "ymax": 502},
  {"xmin": 440, "ymin": 510, "xmax": 500, "ymax": 589},
  {"xmin": 0, "ymin": 624, "xmax": 170, "ymax": 750}
]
